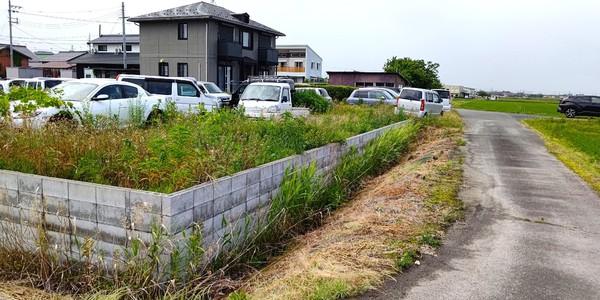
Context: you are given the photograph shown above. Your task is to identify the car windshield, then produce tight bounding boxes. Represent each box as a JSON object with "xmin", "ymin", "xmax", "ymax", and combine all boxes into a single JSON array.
[
  {"xmin": 241, "ymin": 85, "xmax": 281, "ymax": 101},
  {"xmin": 204, "ymin": 82, "xmax": 223, "ymax": 93},
  {"xmin": 435, "ymin": 90, "xmax": 450, "ymax": 98},
  {"xmin": 399, "ymin": 89, "xmax": 423, "ymax": 101},
  {"xmin": 51, "ymin": 82, "xmax": 98, "ymax": 101}
]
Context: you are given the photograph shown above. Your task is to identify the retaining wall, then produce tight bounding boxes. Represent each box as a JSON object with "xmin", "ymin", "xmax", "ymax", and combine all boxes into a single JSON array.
[{"xmin": 0, "ymin": 120, "xmax": 409, "ymax": 266}]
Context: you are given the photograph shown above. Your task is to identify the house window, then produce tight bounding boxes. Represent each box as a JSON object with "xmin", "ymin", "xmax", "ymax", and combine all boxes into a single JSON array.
[
  {"xmin": 317, "ymin": 63, "xmax": 320, "ymax": 70},
  {"xmin": 177, "ymin": 63, "xmax": 188, "ymax": 77},
  {"xmin": 241, "ymin": 31, "xmax": 252, "ymax": 49},
  {"xmin": 279, "ymin": 62, "xmax": 286, "ymax": 68},
  {"xmin": 97, "ymin": 45, "xmax": 107, "ymax": 52},
  {"xmin": 159, "ymin": 62, "xmax": 169, "ymax": 77},
  {"xmin": 125, "ymin": 45, "xmax": 132, "ymax": 52},
  {"xmin": 311, "ymin": 62, "xmax": 315, "ymax": 69},
  {"xmin": 178, "ymin": 23, "xmax": 188, "ymax": 40}
]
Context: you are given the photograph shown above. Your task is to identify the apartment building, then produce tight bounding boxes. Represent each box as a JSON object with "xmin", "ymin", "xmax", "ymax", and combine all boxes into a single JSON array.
[{"xmin": 276, "ymin": 45, "xmax": 323, "ymax": 83}]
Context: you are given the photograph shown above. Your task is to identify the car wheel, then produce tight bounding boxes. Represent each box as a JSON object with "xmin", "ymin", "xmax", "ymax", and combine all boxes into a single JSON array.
[
  {"xmin": 146, "ymin": 109, "xmax": 164, "ymax": 125},
  {"xmin": 48, "ymin": 112, "xmax": 76, "ymax": 127},
  {"xmin": 565, "ymin": 108, "xmax": 577, "ymax": 118},
  {"xmin": 440, "ymin": 110, "xmax": 444, "ymax": 117}
]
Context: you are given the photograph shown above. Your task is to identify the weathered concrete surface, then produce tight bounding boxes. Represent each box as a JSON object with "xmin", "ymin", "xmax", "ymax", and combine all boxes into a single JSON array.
[{"xmin": 360, "ymin": 110, "xmax": 600, "ymax": 299}]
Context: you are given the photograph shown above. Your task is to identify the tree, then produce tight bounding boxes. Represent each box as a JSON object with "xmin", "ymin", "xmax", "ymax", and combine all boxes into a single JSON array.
[
  {"xmin": 383, "ymin": 57, "xmax": 443, "ymax": 89},
  {"xmin": 478, "ymin": 90, "xmax": 490, "ymax": 97}
]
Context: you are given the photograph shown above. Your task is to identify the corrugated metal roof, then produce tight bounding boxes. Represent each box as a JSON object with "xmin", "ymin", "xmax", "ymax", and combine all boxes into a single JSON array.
[
  {"xmin": 69, "ymin": 53, "xmax": 140, "ymax": 65},
  {"xmin": 129, "ymin": 2, "xmax": 284, "ymax": 36},
  {"xmin": 0, "ymin": 44, "xmax": 39, "ymax": 60},
  {"xmin": 89, "ymin": 34, "xmax": 140, "ymax": 45}
]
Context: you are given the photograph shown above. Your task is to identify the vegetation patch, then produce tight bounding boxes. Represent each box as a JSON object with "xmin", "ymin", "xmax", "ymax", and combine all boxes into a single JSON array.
[
  {"xmin": 0, "ymin": 103, "xmax": 403, "ymax": 193},
  {"xmin": 453, "ymin": 98, "xmax": 561, "ymax": 116},
  {"xmin": 237, "ymin": 112, "xmax": 465, "ymax": 300},
  {"xmin": 524, "ymin": 118, "xmax": 600, "ymax": 193}
]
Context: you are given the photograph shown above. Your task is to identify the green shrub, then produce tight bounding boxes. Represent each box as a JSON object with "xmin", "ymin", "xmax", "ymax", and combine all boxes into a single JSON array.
[
  {"xmin": 293, "ymin": 91, "xmax": 331, "ymax": 113},
  {"xmin": 321, "ymin": 85, "xmax": 356, "ymax": 101}
]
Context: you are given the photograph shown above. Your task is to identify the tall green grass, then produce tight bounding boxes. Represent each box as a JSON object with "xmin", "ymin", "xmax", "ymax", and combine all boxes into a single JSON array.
[
  {"xmin": 0, "ymin": 104, "xmax": 404, "ymax": 193},
  {"xmin": 453, "ymin": 98, "xmax": 562, "ymax": 116}
]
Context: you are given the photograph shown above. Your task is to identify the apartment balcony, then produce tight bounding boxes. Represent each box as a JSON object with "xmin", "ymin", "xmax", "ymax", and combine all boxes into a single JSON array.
[
  {"xmin": 278, "ymin": 66, "xmax": 305, "ymax": 73},
  {"xmin": 218, "ymin": 41, "xmax": 242, "ymax": 60},
  {"xmin": 259, "ymin": 48, "xmax": 278, "ymax": 65}
]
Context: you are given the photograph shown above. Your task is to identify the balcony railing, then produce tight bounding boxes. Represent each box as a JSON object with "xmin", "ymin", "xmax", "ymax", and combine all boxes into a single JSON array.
[
  {"xmin": 218, "ymin": 41, "xmax": 243, "ymax": 60},
  {"xmin": 278, "ymin": 66, "xmax": 305, "ymax": 73},
  {"xmin": 259, "ymin": 48, "xmax": 278, "ymax": 65}
]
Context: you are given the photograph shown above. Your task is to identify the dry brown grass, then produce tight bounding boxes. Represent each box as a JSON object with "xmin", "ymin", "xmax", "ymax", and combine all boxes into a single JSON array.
[
  {"xmin": 240, "ymin": 113, "xmax": 464, "ymax": 299},
  {"xmin": 0, "ymin": 281, "xmax": 71, "ymax": 300}
]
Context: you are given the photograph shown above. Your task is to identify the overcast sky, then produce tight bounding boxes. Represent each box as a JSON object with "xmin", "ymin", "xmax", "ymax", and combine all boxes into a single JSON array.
[{"xmin": 1, "ymin": 0, "xmax": 599, "ymax": 94}]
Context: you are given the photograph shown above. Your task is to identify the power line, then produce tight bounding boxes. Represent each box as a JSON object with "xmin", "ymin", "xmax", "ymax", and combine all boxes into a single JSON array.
[
  {"xmin": 0, "ymin": 35, "xmax": 89, "ymax": 42},
  {"xmin": 19, "ymin": 11, "xmax": 120, "ymax": 24}
]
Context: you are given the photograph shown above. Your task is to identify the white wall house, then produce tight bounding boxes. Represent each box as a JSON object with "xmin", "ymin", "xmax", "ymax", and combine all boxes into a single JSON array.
[
  {"xmin": 90, "ymin": 35, "xmax": 140, "ymax": 54},
  {"xmin": 276, "ymin": 45, "xmax": 323, "ymax": 83}
]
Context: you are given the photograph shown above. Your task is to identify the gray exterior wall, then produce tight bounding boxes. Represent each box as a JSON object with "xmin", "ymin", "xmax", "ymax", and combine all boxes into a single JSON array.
[{"xmin": 0, "ymin": 120, "xmax": 409, "ymax": 270}]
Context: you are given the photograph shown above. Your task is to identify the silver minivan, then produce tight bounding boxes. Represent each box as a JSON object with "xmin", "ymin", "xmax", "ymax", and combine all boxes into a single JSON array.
[
  {"xmin": 396, "ymin": 88, "xmax": 444, "ymax": 117},
  {"xmin": 346, "ymin": 88, "xmax": 397, "ymax": 106}
]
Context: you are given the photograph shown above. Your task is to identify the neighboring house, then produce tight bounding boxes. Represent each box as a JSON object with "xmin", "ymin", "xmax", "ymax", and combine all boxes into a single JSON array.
[
  {"xmin": 30, "ymin": 51, "xmax": 87, "ymax": 78},
  {"xmin": 444, "ymin": 85, "xmax": 477, "ymax": 98},
  {"xmin": 276, "ymin": 45, "xmax": 323, "ymax": 83},
  {"xmin": 70, "ymin": 34, "xmax": 140, "ymax": 78},
  {"xmin": 129, "ymin": 1, "xmax": 285, "ymax": 92},
  {"xmin": 33, "ymin": 50, "xmax": 55, "ymax": 62},
  {"xmin": 0, "ymin": 44, "xmax": 38, "ymax": 78},
  {"xmin": 327, "ymin": 71, "xmax": 408, "ymax": 88}
]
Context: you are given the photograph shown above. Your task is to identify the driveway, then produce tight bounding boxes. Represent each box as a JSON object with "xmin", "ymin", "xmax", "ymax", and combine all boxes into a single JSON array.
[{"xmin": 359, "ymin": 109, "xmax": 600, "ymax": 299}]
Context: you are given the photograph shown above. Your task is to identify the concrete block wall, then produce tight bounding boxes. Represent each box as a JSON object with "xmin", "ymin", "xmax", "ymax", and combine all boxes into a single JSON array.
[{"xmin": 0, "ymin": 120, "xmax": 409, "ymax": 268}]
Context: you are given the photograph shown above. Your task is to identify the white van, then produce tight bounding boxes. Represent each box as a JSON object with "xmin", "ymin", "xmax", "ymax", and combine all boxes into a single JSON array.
[
  {"xmin": 25, "ymin": 77, "xmax": 73, "ymax": 90},
  {"xmin": 396, "ymin": 87, "xmax": 444, "ymax": 117},
  {"xmin": 239, "ymin": 82, "xmax": 309, "ymax": 118},
  {"xmin": 117, "ymin": 74, "xmax": 220, "ymax": 113}
]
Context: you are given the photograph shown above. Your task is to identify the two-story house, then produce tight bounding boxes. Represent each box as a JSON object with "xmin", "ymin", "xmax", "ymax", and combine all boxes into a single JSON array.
[
  {"xmin": 129, "ymin": 2, "xmax": 285, "ymax": 92},
  {"xmin": 276, "ymin": 45, "xmax": 324, "ymax": 83},
  {"xmin": 70, "ymin": 34, "xmax": 140, "ymax": 78}
]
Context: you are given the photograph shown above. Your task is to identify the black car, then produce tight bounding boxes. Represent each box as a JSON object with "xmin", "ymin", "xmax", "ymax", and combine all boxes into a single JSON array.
[{"xmin": 557, "ymin": 95, "xmax": 600, "ymax": 118}]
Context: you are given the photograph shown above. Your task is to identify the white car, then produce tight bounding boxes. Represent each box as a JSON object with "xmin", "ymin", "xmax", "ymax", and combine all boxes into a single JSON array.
[
  {"xmin": 117, "ymin": 74, "xmax": 219, "ymax": 113},
  {"xmin": 196, "ymin": 81, "xmax": 232, "ymax": 106},
  {"xmin": 0, "ymin": 79, "xmax": 27, "ymax": 93},
  {"xmin": 25, "ymin": 77, "xmax": 73, "ymax": 90},
  {"xmin": 239, "ymin": 82, "xmax": 309, "ymax": 118},
  {"xmin": 8, "ymin": 79, "xmax": 168, "ymax": 128},
  {"xmin": 296, "ymin": 87, "xmax": 333, "ymax": 102},
  {"xmin": 396, "ymin": 87, "xmax": 444, "ymax": 118},
  {"xmin": 432, "ymin": 89, "xmax": 452, "ymax": 112}
]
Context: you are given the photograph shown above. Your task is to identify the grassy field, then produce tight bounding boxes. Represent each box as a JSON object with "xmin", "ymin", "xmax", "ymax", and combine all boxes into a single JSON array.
[
  {"xmin": 0, "ymin": 104, "xmax": 404, "ymax": 193},
  {"xmin": 525, "ymin": 118, "xmax": 600, "ymax": 193},
  {"xmin": 453, "ymin": 98, "xmax": 562, "ymax": 117}
]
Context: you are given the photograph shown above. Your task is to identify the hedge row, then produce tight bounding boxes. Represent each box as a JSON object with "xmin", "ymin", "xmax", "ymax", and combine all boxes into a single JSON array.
[{"xmin": 298, "ymin": 84, "xmax": 356, "ymax": 101}]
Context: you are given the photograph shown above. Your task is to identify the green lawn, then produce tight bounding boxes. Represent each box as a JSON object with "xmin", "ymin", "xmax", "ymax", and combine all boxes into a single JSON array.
[
  {"xmin": 453, "ymin": 98, "xmax": 562, "ymax": 117},
  {"xmin": 525, "ymin": 118, "xmax": 600, "ymax": 193}
]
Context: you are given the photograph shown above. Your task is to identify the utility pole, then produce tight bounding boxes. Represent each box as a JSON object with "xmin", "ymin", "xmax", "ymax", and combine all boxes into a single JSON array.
[
  {"xmin": 8, "ymin": 0, "xmax": 20, "ymax": 68},
  {"xmin": 121, "ymin": 2, "xmax": 127, "ymax": 70}
]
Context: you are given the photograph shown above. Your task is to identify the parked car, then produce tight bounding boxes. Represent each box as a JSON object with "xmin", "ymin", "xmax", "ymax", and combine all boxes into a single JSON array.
[
  {"xmin": 232, "ymin": 77, "xmax": 296, "ymax": 107},
  {"xmin": 346, "ymin": 88, "xmax": 397, "ymax": 106},
  {"xmin": 196, "ymin": 81, "xmax": 232, "ymax": 107},
  {"xmin": 0, "ymin": 79, "xmax": 26, "ymax": 93},
  {"xmin": 117, "ymin": 74, "xmax": 220, "ymax": 113},
  {"xmin": 8, "ymin": 79, "xmax": 168, "ymax": 128},
  {"xmin": 432, "ymin": 89, "xmax": 452, "ymax": 112},
  {"xmin": 239, "ymin": 82, "xmax": 309, "ymax": 118},
  {"xmin": 25, "ymin": 77, "xmax": 72, "ymax": 90},
  {"xmin": 396, "ymin": 87, "xmax": 444, "ymax": 118},
  {"xmin": 557, "ymin": 95, "xmax": 600, "ymax": 118},
  {"xmin": 296, "ymin": 87, "xmax": 333, "ymax": 102}
]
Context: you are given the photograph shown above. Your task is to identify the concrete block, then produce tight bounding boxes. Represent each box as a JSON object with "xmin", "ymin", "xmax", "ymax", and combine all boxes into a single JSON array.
[
  {"xmin": 42, "ymin": 179, "xmax": 68, "ymax": 198},
  {"xmin": 45, "ymin": 214, "xmax": 71, "ymax": 233},
  {"xmin": 193, "ymin": 199, "xmax": 213, "ymax": 222},
  {"xmin": 71, "ymin": 218, "xmax": 98, "ymax": 238},
  {"xmin": 231, "ymin": 172, "xmax": 247, "ymax": 191},
  {"xmin": 230, "ymin": 203, "xmax": 246, "ymax": 222},
  {"xmin": 282, "ymin": 156, "xmax": 295, "ymax": 173},
  {"xmin": 97, "ymin": 223, "xmax": 128, "ymax": 245},
  {"xmin": 230, "ymin": 188, "xmax": 246, "ymax": 208},
  {"xmin": 129, "ymin": 190, "xmax": 161, "ymax": 215},
  {"xmin": 96, "ymin": 187, "xmax": 128, "ymax": 208},
  {"xmin": 272, "ymin": 174, "xmax": 284, "ymax": 187},
  {"xmin": 272, "ymin": 160, "xmax": 284, "ymax": 176},
  {"xmin": 214, "ymin": 177, "xmax": 232, "ymax": 198},
  {"xmin": 246, "ymin": 182, "xmax": 260, "ymax": 200},
  {"xmin": 260, "ymin": 163, "xmax": 273, "ymax": 180},
  {"xmin": 202, "ymin": 217, "xmax": 215, "ymax": 237},
  {"xmin": 246, "ymin": 168, "xmax": 261, "ymax": 185},
  {"xmin": 214, "ymin": 194, "xmax": 231, "ymax": 215},
  {"xmin": 213, "ymin": 213, "xmax": 225, "ymax": 231},
  {"xmin": 0, "ymin": 189, "xmax": 18, "ymax": 206},
  {"xmin": 130, "ymin": 209, "xmax": 161, "ymax": 233},
  {"xmin": 246, "ymin": 197, "xmax": 260, "ymax": 213},
  {"xmin": 95, "ymin": 240, "xmax": 121, "ymax": 260},
  {"xmin": 69, "ymin": 200, "xmax": 96, "ymax": 223},
  {"xmin": 18, "ymin": 192, "xmax": 43, "ymax": 211},
  {"xmin": 259, "ymin": 193, "xmax": 271, "ymax": 207},
  {"xmin": 260, "ymin": 178, "xmax": 272, "ymax": 194},
  {"xmin": 20, "ymin": 208, "xmax": 43, "ymax": 225},
  {"xmin": 164, "ymin": 190, "xmax": 193, "ymax": 216},
  {"xmin": 18, "ymin": 174, "xmax": 42, "ymax": 194},
  {"xmin": 0, "ymin": 171, "xmax": 18, "ymax": 190},
  {"xmin": 193, "ymin": 183, "xmax": 213, "ymax": 206},
  {"xmin": 97, "ymin": 204, "xmax": 127, "ymax": 228},
  {"xmin": 164, "ymin": 209, "xmax": 193, "ymax": 234},
  {"xmin": 0, "ymin": 204, "xmax": 20, "ymax": 223},
  {"xmin": 44, "ymin": 196, "xmax": 69, "ymax": 217},
  {"xmin": 68, "ymin": 182, "xmax": 96, "ymax": 204}
]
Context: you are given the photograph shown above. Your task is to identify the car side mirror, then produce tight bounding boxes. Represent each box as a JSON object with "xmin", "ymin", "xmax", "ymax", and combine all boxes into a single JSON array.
[
  {"xmin": 282, "ymin": 96, "xmax": 289, "ymax": 103},
  {"xmin": 93, "ymin": 94, "xmax": 109, "ymax": 101}
]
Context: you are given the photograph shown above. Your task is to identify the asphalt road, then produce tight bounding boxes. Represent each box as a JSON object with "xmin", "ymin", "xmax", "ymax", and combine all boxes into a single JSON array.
[{"xmin": 359, "ymin": 109, "xmax": 600, "ymax": 300}]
